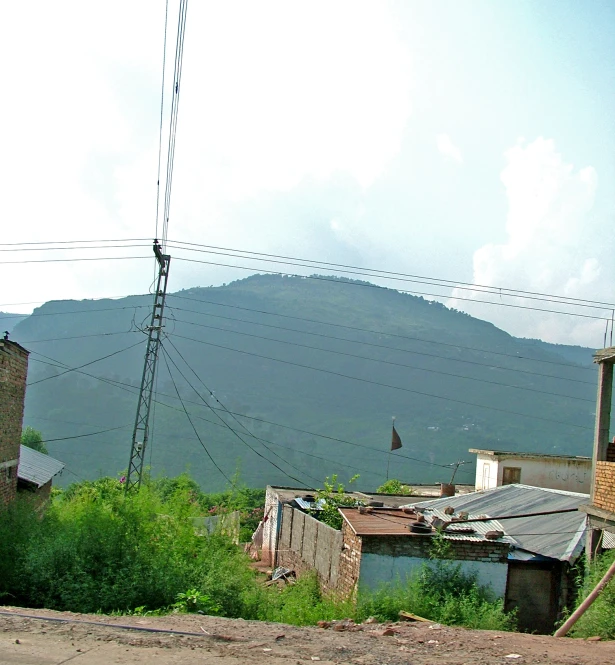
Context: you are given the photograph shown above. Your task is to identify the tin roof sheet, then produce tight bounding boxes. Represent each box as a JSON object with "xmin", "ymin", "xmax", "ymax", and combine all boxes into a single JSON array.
[
  {"xmin": 410, "ymin": 484, "xmax": 588, "ymax": 562},
  {"xmin": 340, "ymin": 508, "xmax": 420, "ymax": 536},
  {"xmin": 18, "ymin": 445, "xmax": 65, "ymax": 487}
]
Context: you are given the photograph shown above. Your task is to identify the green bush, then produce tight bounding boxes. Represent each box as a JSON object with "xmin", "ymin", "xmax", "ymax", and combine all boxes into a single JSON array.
[
  {"xmin": 0, "ymin": 476, "xmax": 263, "ymax": 617},
  {"xmin": 571, "ymin": 550, "xmax": 615, "ymax": 640},
  {"xmin": 0, "ymin": 474, "xmax": 514, "ymax": 633}
]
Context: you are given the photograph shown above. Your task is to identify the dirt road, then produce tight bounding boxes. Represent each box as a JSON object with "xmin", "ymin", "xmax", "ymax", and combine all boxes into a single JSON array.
[{"xmin": 1, "ymin": 606, "xmax": 613, "ymax": 665}]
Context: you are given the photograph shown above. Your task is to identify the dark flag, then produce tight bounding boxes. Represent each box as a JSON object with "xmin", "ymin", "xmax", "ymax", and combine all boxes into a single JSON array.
[{"xmin": 391, "ymin": 423, "xmax": 402, "ymax": 451}]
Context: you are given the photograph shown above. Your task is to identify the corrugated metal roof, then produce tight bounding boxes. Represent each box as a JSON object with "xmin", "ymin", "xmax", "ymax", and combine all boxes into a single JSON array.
[
  {"xmin": 340, "ymin": 508, "xmax": 421, "ymax": 536},
  {"xmin": 425, "ymin": 507, "xmax": 515, "ymax": 545},
  {"xmin": 339, "ymin": 508, "xmax": 511, "ymax": 545},
  {"xmin": 409, "ymin": 484, "xmax": 588, "ymax": 562},
  {"xmin": 18, "ymin": 445, "xmax": 65, "ymax": 487}
]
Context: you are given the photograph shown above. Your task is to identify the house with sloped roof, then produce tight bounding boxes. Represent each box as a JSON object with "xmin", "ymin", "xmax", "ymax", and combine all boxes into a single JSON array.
[
  {"xmin": 17, "ymin": 444, "xmax": 65, "ymax": 508},
  {"xmin": 410, "ymin": 483, "xmax": 589, "ymax": 633}
]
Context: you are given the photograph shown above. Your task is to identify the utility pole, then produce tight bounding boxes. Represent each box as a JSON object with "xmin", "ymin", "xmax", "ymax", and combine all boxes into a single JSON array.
[{"xmin": 125, "ymin": 240, "xmax": 170, "ymax": 491}]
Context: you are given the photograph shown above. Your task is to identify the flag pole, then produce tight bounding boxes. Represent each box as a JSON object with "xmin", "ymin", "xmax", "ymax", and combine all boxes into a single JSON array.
[{"xmin": 387, "ymin": 416, "xmax": 395, "ymax": 481}]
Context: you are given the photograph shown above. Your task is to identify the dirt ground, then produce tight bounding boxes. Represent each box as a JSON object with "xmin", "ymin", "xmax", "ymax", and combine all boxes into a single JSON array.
[{"xmin": 1, "ymin": 606, "xmax": 614, "ymax": 665}]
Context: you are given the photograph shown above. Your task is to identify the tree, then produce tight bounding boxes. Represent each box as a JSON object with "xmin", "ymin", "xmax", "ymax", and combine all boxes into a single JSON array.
[{"xmin": 21, "ymin": 427, "xmax": 48, "ymax": 455}]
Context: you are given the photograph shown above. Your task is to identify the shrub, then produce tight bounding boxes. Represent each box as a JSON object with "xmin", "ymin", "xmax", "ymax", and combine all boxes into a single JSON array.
[{"xmin": 571, "ymin": 550, "xmax": 615, "ymax": 640}]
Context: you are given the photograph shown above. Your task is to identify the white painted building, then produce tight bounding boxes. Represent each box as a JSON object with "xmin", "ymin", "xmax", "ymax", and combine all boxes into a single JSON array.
[{"xmin": 470, "ymin": 448, "xmax": 591, "ymax": 494}]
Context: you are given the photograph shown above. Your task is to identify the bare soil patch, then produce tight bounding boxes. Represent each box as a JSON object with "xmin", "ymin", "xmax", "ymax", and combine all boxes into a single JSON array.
[{"xmin": 1, "ymin": 606, "xmax": 614, "ymax": 665}]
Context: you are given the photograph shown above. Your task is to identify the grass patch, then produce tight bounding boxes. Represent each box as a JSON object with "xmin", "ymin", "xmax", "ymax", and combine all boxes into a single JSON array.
[{"xmin": 570, "ymin": 549, "xmax": 615, "ymax": 640}]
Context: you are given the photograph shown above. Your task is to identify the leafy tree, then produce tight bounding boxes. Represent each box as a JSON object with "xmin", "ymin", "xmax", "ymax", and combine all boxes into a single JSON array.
[{"xmin": 21, "ymin": 427, "xmax": 48, "ymax": 455}]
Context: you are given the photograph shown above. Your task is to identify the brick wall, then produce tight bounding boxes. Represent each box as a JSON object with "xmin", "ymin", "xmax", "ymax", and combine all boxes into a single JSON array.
[
  {"xmin": 17, "ymin": 480, "xmax": 52, "ymax": 511},
  {"xmin": 594, "ymin": 461, "xmax": 615, "ymax": 514},
  {"xmin": 0, "ymin": 340, "xmax": 29, "ymax": 506},
  {"xmin": 337, "ymin": 521, "xmax": 362, "ymax": 597},
  {"xmin": 359, "ymin": 533, "xmax": 509, "ymax": 563}
]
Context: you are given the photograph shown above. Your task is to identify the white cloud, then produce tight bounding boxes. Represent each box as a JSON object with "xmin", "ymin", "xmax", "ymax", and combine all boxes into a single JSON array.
[
  {"xmin": 436, "ymin": 133, "xmax": 463, "ymax": 163},
  {"xmin": 0, "ymin": 1, "xmax": 413, "ymax": 311},
  {"xmin": 449, "ymin": 137, "xmax": 612, "ymax": 346}
]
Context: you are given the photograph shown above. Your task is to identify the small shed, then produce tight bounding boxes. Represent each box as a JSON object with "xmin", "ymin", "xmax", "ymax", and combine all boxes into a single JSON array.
[
  {"xmin": 411, "ymin": 484, "xmax": 589, "ymax": 633},
  {"xmin": 17, "ymin": 445, "xmax": 65, "ymax": 507}
]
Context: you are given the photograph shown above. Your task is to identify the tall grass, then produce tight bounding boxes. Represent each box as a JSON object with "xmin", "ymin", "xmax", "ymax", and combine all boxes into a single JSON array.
[
  {"xmin": 570, "ymin": 550, "xmax": 615, "ymax": 640},
  {"xmin": 0, "ymin": 477, "xmax": 261, "ymax": 616},
  {"xmin": 0, "ymin": 474, "xmax": 514, "ymax": 632}
]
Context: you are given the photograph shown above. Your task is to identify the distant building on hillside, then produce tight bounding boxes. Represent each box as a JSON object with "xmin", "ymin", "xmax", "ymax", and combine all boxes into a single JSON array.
[
  {"xmin": 0, "ymin": 336, "xmax": 29, "ymax": 505},
  {"xmin": 470, "ymin": 448, "xmax": 591, "ymax": 494}
]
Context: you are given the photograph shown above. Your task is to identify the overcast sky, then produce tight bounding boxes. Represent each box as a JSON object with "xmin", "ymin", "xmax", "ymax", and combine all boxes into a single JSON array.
[{"xmin": 1, "ymin": 0, "xmax": 614, "ymax": 347}]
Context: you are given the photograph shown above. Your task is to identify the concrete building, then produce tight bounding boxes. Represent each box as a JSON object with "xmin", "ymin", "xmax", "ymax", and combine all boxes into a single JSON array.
[
  {"xmin": 580, "ymin": 347, "xmax": 615, "ymax": 557},
  {"xmin": 470, "ymin": 448, "xmax": 591, "ymax": 494},
  {"xmin": 0, "ymin": 337, "xmax": 29, "ymax": 505}
]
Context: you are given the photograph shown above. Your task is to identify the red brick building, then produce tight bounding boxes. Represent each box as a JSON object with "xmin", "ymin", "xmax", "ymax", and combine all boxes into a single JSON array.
[{"xmin": 0, "ymin": 337, "xmax": 29, "ymax": 505}]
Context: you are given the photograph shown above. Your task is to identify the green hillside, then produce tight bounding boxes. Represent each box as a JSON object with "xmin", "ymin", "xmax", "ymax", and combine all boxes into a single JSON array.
[
  {"xmin": 1, "ymin": 312, "xmax": 27, "ymax": 334},
  {"xmin": 13, "ymin": 275, "xmax": 599, "ymax": 492}
]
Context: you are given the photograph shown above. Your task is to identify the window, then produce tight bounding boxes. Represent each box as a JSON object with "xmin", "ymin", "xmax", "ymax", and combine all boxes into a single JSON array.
[{"xmin": 502, "ymin": 466, "xmax": 521, "ymax": 485}]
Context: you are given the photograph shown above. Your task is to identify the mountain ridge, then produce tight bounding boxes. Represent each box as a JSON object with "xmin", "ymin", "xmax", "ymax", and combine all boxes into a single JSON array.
[{"xmin": 12, "ymin": 274, "xmax": 599, "ymax": 491}]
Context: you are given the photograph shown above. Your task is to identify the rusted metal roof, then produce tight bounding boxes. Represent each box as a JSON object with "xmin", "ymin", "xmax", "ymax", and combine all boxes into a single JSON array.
[{"xmin": 339, "ymin": 508, "xmax": 421, "ymax": 536}]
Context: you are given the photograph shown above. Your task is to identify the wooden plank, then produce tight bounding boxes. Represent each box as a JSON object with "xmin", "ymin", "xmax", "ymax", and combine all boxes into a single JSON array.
[{"xmin": 398, "ymin": 611, "xmax": 431, "ymax": 623}]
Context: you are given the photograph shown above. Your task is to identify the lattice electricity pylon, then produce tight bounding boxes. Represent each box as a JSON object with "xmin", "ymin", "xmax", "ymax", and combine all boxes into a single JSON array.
[{"xmin": 125, "ymin": 240, "xmax": 171, "ymax": 491}]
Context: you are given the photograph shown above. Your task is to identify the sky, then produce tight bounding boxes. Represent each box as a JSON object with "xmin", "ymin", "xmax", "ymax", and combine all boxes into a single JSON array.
[{"xmin": 1, "ymin": 0, "xmax": 614, "ymax": 346}]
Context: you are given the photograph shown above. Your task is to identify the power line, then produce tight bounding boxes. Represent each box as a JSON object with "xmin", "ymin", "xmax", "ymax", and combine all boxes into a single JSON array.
[
  {"xmin": 162, "ymin": 339, "xmax": 321, "ymax": 488},
  {"xmin": 160, "ymin": 346, "xmax": 233, "ymax": 484},
  {"xmin": 160, "ymin": 0, "xmax": 188, "ymax": 251},
  {"xmin": 21, "ymin": 331, "xmax": 136, "ymax": 344},
  {"xmin": 0, "ymin": 304, "xmax": 151, "ymax": 322},
  {"xmin": 1, "ymin": 256, "xmax": 149, "ymax": 265},
  {"xmin": 3, "ymin": 235, "xmax": 614, "ymax": 312},
  {"xmin": 42, "ymin": 424, "xmax": 133, "ymax": 443},
  {"xmin": 24, "ymin": 350, "xmax": 474, "ymax": 475},
  {"xmin": 155, "ymin": 0, "xmax": 170, "ymax": 240},
  {"xmin": 0, "ymin": 238, "xmax": 149, "ymax": 247},
  {"xmin": 169, "ymin": 332, "xmax": 594, "ymax": 430},
  {"xmin": 27, "ymin": 339, "xmax": 145, "ymax": 386},
  {"xmin": 166, "ymin": 293, "xmax": 596, "ymax": 374},
  {"xmin": 166, "ymin": 239, "xmax": 615, "ymax": 311},
  {"xmin": 173, "ymin": 256, "xmax": 611, "ymax": 322},
  {"xmin": 166, "ymin": 314, "xmax": 594, "ymax": 402},
  {"xmin": 0, "ymin": 244, "xmax": 150, "ymax": 253}
]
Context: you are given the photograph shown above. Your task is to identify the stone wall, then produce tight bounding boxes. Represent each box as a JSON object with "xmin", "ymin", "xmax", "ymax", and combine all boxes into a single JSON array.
[
  {"xmin": 276, "ymin": 505, "xmax": 343, "ymax": 591},
  {"xmin": 0, "ymin": 340, "xmax": 29, "ymax": 505},
  {"xmin": 594, "ymin": 461, "xmax": 615, "ymax": 514}
]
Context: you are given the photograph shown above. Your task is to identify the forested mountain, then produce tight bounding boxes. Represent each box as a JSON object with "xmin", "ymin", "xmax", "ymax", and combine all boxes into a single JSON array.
[
  {"xmin": 13, "ymin": 275, "xmax": 598, "ymax": 492},
  {"xmin": 1, "ymin": 312, "xmax": 27, "ymax": 333}
]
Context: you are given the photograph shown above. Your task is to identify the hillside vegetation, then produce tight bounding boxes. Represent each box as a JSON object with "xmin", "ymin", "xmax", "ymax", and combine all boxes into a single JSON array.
[
  {"xmin": 0, "ymin": 475, "xmax": 513, "ymax": 631},
  {"xmin": 13, "ymin": 274, "xmax": 598, "ymax": 491}
]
